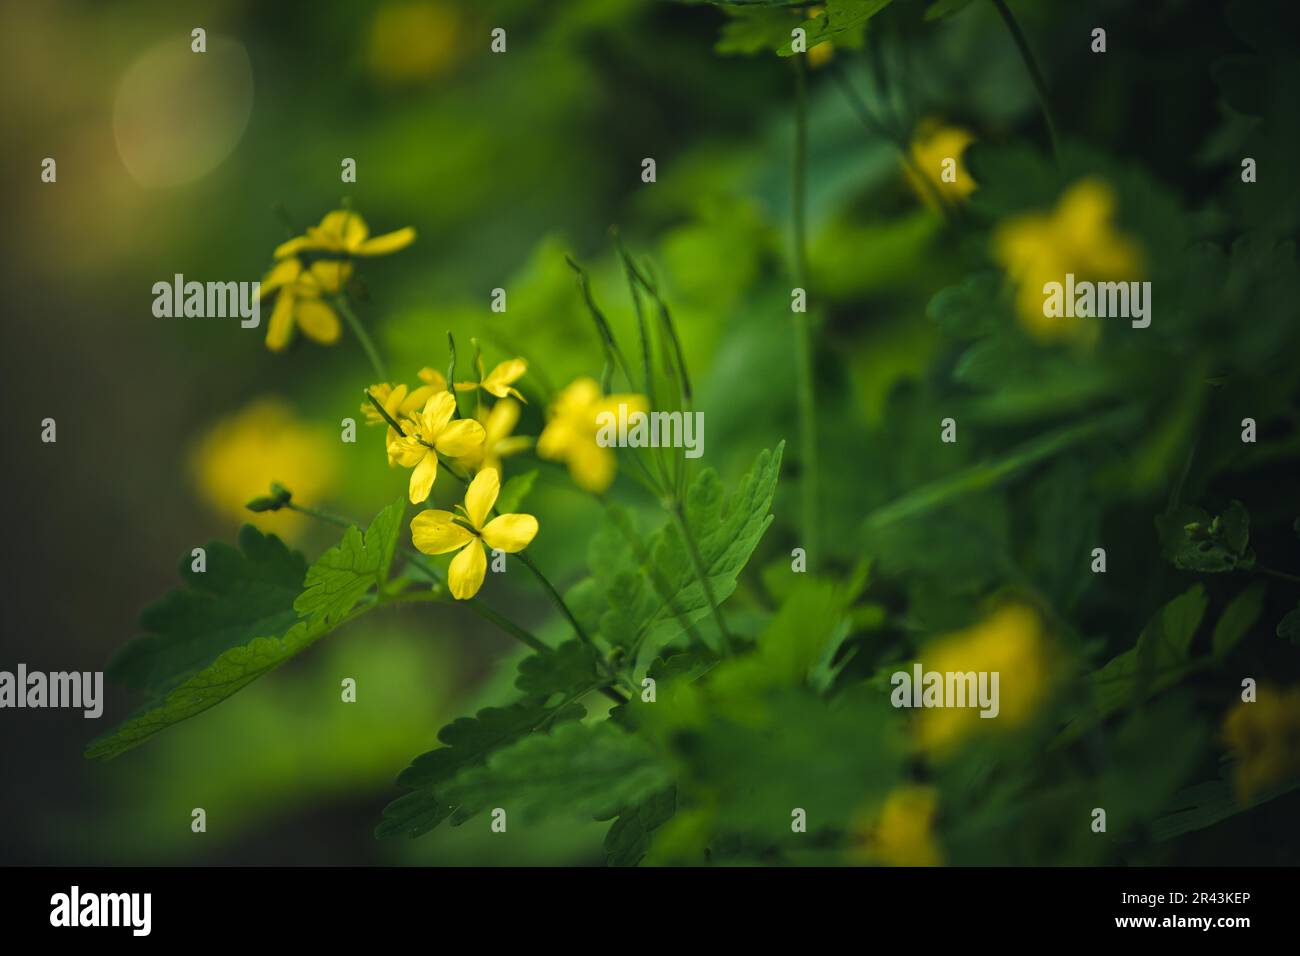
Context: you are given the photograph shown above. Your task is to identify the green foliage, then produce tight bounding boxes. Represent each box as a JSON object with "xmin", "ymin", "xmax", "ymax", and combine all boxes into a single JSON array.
[
  {"xmin": 87, "ymin": 501, "xmax": 405, "ymax": 760},
  {"xmin": 569, "ymin": 442, "xmax": 784, "ymax": 672}
]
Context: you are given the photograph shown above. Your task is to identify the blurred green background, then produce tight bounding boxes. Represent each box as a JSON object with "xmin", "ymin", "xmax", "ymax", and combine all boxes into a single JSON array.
[{"xmin": 3, "ymin": 0, "xmax": 1298, "ymax": 865}]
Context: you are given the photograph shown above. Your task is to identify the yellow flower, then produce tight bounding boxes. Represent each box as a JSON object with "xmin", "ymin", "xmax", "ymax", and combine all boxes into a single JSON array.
[
  {"xmin": 537, "ymin": 377, "xmax": 648, "ymax": 494},
  {"xmin": 387, "ymin": 392, "xmax": 486, "ymax": 503},
  {"xmin": 852, "ymin": 786, "xmax": 944, "ymax": 867},
  {"xmin": 274, "ymin": 210, "xmax": 416, "ymax": 260},
  {"xmin": 189, "ymin": 398, "xmax": 338, "ymax": 540},
  {"xmin": 905, "ymin": 121, "xmax": 976, "ymax": 208},
  {"xmin": 368, "ymin": 1, "xmax": 462, "ymax": 87},
  {"xmin": 456, "ymin": 356, "xmax": 528, "ymax": 402},
  {"xmin": 458, "ymin": 398, "xmax": 533, "ymax": 474},
  {"xmin": 363, "ymin": 368, "xmax": 449, "ymax": 463},
  {"xmin": 259, "ymin": 258, "xmax": 352, "ymax": 352},
  {"xmin": 916, "ymin": 604, "xmax": 1053, "ymax": 756},
  {"xmin": 1222, "ymin": 685, "xmax": 1300, "ymax": 804},
  {"xmin": 410, "ymin": 468, "xmax": 538, "ymax": 600},
  {"xmin": 992, "ymin": 178, "xmax": 1144, "ymax": 343},
  {"xmin": 805, "ymin": 7, "xmax": 834, "ymax": 69}
]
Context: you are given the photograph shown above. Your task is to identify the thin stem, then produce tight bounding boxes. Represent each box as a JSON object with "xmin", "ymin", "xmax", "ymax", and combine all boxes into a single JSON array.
[
  {"xmin": 285, "ymin": 498, "xmax": 560, "ymax": 659},
  {"xmin": 667, "ymin": 500, "xmax": 733, "ymax": 652},
  {"xmin": 989, "ymin": 0, "xmax": 1059, "ymax": 161},
  {"xmin": 792, "ymin": 53, "xmax": 820, "ymax": 573},
  {"xmin": 364, "ymin": 390, "xmax": 407, "ymax": 436},
  {"xmin": 516, "ymin": 551, "xmax": 596, "ymax": 649},
  {"xmin": 1256, "ymin": 566, "xmax": 1300, "ymax": 586},
  {"xmin": 334, "ymin": 294, "xmax": 389, "ymax": 382}
]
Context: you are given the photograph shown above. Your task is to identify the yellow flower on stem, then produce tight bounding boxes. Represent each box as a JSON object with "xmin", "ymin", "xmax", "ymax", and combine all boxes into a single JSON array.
[
  {"xmin": 410, "ymin": 468, "xmax": 538, "ymax": 600},
  {"xmin": 259, "ymin": 258, "xmax": 353, "ymax": 351},
  {"xmin": 536, "ymin": 377, "xmax": 647, "ymax": 494},
  {"xmin": 274, "ymin": 210, "xmax": 416, "ymax": 260},
  {"xmin": 1222, "ymin": 685, "xmax": 1300, "ymax": 804},
  {"xmin": 851, "ymin": 786, "xmax": 944, "ymax": 867},
  {"xmin": 992, "ymin": 178, "xmax": 1144, "ymax": 343},
  {"xmin": 456, "ymin": 356, "xmax": 528, "ymax": 402},
  {"xmin": 904, "ymin": 121, "xmax": 976, "ymax": 209},
  {"xmin": 363, "ymin": 368, "xmax": 450, "ymax": 463},
  {"xmin": 457, "ymin": 398, "xmax": 533, "ymax": 474},
  {"xmin": 386, "ymin": 392, "xmax": 485, "ymax": 503}
]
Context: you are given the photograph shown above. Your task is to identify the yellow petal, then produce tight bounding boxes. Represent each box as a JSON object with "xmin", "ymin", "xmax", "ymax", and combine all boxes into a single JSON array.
[
  {"xmin": 388, "ymin": 435, "xmax": 427, "ymax": 468},
  {"xmin": 568, "ymin": 440, "xmax": 616, "ymax": 493},
  {"xmin": 264, "ymin": 291, "xmax": 296, "ymax": 352},
  {"xmin": 463, "ymin": 467, "xmax": 500, "ymax": 528},
  {"xmin": 418, "ymin": 367, "xmax": 447, "ymax": 390},
  {"xmin": 420, "ymin": 391, "xmax": 459, "ymax": 435},
  {"xmin": 261, "ymin": 258, "xmax": 302, "ymax": 297},
  {"xmin": 484, "ymin": 398, "xmax": 521, "ymax": 443},
  {"xmin": 448, "ymin": 541, "xmax": 487, "ymax": 600},
  {"xmin": 411, "ymin": 510, "xmax": 475, "ymax": 555},
  {"xmin": 408, "ymin": 450, "xmax": 438, "ymax": 503},
  {"xmin": 308, "ymin": 259, "xmax": 352, "ymax": 295},
  {"xmin": 536, "ymin": 419, "xmax": 576, "ymax": 459},
  {"xmin": 295, "ymin": 299, "xmax": 342, "ymax": 345},
  {"xmin": 272, "ymin": 235, "xmax": 317, "ymax": 259},
  {"xmin": 435, "ymin": 418, "xmax": 486, "ymax": 459},
  {"xmin": 356, "ymin": 226, "xmax": 417, "ymax": 256},
  {"xmin": 317, "ymin": 210, "xmax": 370, "ymax": 249},
  {"xmin": 482, "ymin": 358, "xmax": 527, "ymax": 397},
  {"xmin": 481, "ymin": 513, "xmax": 538, "ymax": 553}
]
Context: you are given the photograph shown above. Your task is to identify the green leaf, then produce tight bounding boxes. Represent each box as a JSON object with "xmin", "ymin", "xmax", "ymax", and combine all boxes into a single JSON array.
[
  {"xmin": 1212, "ymin": 583, "xmax": 1266, "ymax": 658},
  {"xmin": 1156, "ymin": 500, "xmax": 1256, "ymax": 573},
  {"xmin": 87, "ymin": 502, "xmax": 405, "ymax": 761},
  {"xmin": 574, "ymin": 443, "xmax": 783, "ymax": 673},
  {"xmin": 1278, "ymin": 605, "xmax": 1300, "ymax": 644},
  {"xmin": 514, "ymin": 640, "xmax": 601, "ymax": 698},
  {"xmin": 777, "ymin": 0, "xmax": 893, "ymax": 56},
  {"xmin": 294, "ymin": 498, "xmax": 405, "ymax": 626},
  {"xmin": 442, "ymin": 721, "xmax": 674, "ymax": 825},
  {"xmin": 103, "ymin": 526, "xmax": 307, "ymax": 698},
  {"xmin": 1060, "ymin": 585, "xmax": 1208, "ymax": 742},
  {"xmin": 377, "ymin": 643, "xmax": 606, "ymax": 838},
  {"xmin": 376, "ymin": 697, "xmax": 588, "ymax": 837},
  {"xmin": 495, "ymin": 469, "xmax": 537, "ymax": 515},
  {"xmin": 604, "ymin": 787, "xmax": 677, "ymax": 867},
  {"xmin": 715, "ymin": 8, "xmax": 794, "ymax": 57},
  {"xmin": 925, "ymin": 0, "xmax": 977, "ymax": 20}
]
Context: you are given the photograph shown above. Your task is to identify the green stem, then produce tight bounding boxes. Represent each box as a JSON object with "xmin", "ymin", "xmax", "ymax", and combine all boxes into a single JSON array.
[
  {"xmin": 516, "ymin": 551, "xmax": 596, "ymax": 649},
  {"xmin": 989, "ymin": 0, "xmax": 1060, "ymax": 161},
  {"xmin": 667, "ymin": 500, "xmax": 733, "ymax": 652},
  {"xmin": 792, "ymin": 54, "xmax": 820, "ymax": 573},
  {"xmin": 334, "ymin": 294, "xmax": 389, "ymax": 382},
  {"xmin": 1256, "ymin": 565, "xmax": 1300, "ymax": 586}
]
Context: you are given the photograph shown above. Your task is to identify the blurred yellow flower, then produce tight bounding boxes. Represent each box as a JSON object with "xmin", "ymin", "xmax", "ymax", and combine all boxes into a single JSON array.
[
  {"xmin": 992, "ymin": 178, "xmax": 1144, "ymax": 343},
  {"xmin": 852, "ymin": 786, "xmax": 943, "ymax": 867},
  {"xmin": 456, "ymin": 356, "xmax": 528, "ymax": 402},
  {"xmin": 260, "ymin": 258, "xmax": 352, "ymax": 352},
  {"xmin": 189, "ymin": 398, "xmax": 338, "ymax": 539},
  {"xmin": 917, "ymin": 604, "xmax": 1053, "ymax": 756},
  {"xmin": 387, "ymin": 392, "xmax": 486, "ymax": 504},
  {"xmin": 458, "ymin": 398, "xmax": 533, "ymax": 474},
  {"xmin": 805, "ymin": 7, "xmax": 834, "ymax": 69},
  {"xmin": 1222, "ymin": 685, "xmax": 1300, "ymax": 804},
  {"xmin": 368, "ymin": 1, "xmax": 462, "ymax": 86},
  {"xmin": 410, "ymin": 468, "xmax": 538, "ymax": 600},
  {"xmin": 905, "ymin": 121, "xmax": 976, "ymax": 208},
  {"xmin": 274, "ymin": 210, "xmax": 416, "ymax": 260},
  {"xmin": 536, "ymin": 377, "xmax": 647, "ymax": 494}
]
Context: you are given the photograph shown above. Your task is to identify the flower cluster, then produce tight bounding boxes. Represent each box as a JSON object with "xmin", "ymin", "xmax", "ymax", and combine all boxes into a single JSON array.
[{"xmin": 259, "ymin": 210, "xmax": 415, "ymax": 352}]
